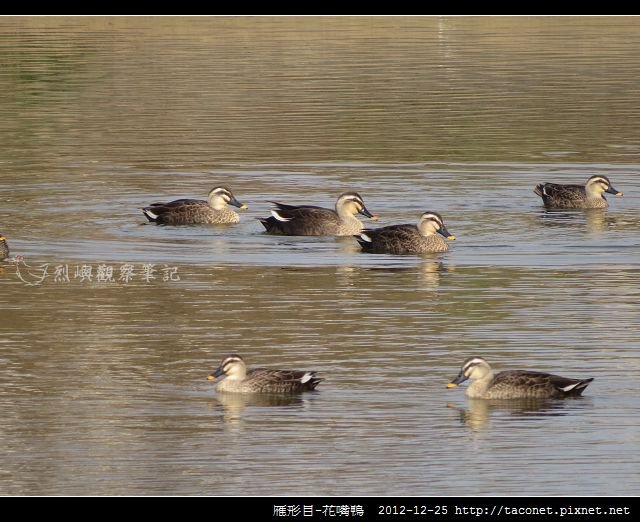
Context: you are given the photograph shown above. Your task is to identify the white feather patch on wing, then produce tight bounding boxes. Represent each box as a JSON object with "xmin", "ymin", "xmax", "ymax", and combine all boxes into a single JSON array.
[
  {"xmin": 300, "ymin": 372, "xmax": 313, "ymax": 383},
  {"xmin": 271, "ymin": 210, "xmax": 292, "ymax": 222},
  {"xmin": 560, "ymin": 382, "xmax": 580, "ymax": 392},
  {"xmin": 143, "ymin": 209, "xmax": 159, "ymax": 220},
  {"xmin": 359, "ymin": 233, "xmax": 372, "ymax": 243}
]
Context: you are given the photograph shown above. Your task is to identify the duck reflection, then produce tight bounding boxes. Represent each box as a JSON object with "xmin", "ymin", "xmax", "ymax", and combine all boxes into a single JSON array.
[
  {"xmin": 584, "ymin": 209, "xmax": 614, "ymax": 233},
  {"xmin": 448, "ymin": 397, "xmax": 590, "ymax": 432},
  {"xmin": 213, "ymin": 392, "xmax": 309, "ymax": 431},
  {"xmin": 347, "ymin": 260, "xmax": 453, "ymax": 290},
  {"xmin": 416, "ymin": 260, "xmax": 452, "ymax": 288},
  {"xmin": 538, "ymin": 208, "xmax": 616, "ymax": 233}
]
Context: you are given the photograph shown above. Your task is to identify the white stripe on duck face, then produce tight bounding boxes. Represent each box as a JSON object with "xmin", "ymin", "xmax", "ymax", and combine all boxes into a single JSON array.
[
  {"xmin": 462, "ymin": 356, "xmax": 489, "ymax": 375},
  {"xmin": 585, "ymin": 176, "xmax": 613, "ymax": 194},
  {"xmin": 337, "ymin": 193, "xmax": 367, "ymax": 212},
  {"xmin": 587, "ymin": 175, "xmax": 610, "ymax": 185},
  {"xmin": 417, "ymin": 212, "xmax": 446, "ymax": 236},
  {"xmin": 208, "ymin": 187, "xmax": 235, "ymax": 209},
  {"xmin": 210, "ymin": 187, "xmax": 232, "ymax": 197},
  {"xmin": 338, "ymin": 192, "xmax": 364, "ymax": 203},
  {"xmin": 221, "ymin": 355, "xmax": 244, "ymax": 373},
  {"xmin": 420, "ymin": 212, "xmax": 443, "ymax": 226}
]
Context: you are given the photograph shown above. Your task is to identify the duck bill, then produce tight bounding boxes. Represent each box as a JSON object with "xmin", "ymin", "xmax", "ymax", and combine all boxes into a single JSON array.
[
  {"xmin": 606, "ymin": 186, "xmax": 623, "ymax": 197},
  {"xmin": 229, "ymin": 197, "xmax": 248, "ymax": 209},
  {"xmin": 438, "ymin": 226, "xmax": 456, "ymax": 240},
  {"xmin": 359, "ymin": 206, "xmax": 378, "ymax": 220},
  {"xmin": 207, "ymin": 367, "xmax": 225, "ymax": 380},
  {"xmin": 447, "ymin": 372, "xmax": 468, "ymax": 388}
]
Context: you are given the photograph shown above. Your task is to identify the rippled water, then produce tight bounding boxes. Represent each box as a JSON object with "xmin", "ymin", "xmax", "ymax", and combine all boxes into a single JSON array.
[{"xmin": 1, "ymin": 17, "xmax": 639, "ymax": 496}]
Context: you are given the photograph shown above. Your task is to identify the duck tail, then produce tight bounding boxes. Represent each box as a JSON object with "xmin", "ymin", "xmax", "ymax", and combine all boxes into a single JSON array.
[
  {"xmin": 258, "ymin": 216, "xmax": 276, "ymax": 232},
  {"xmin": 355, "ymin": 232, "xmax": 372, "ymax": 249},
  {"xmin": 571, "ymin": 377, "xmax": 594, "ymax": 396},
  {"xmin": 562, "ymin": 377, "xmax": 594, "ymax": 397},
  {"xmin": 306, "ymin": 376, "xmax": 323, "ymax": 391}
]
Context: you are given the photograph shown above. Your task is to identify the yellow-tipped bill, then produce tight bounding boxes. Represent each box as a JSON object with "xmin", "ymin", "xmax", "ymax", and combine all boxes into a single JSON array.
[
  {"xmin": 446, "ymin": 382, "xmax": 458, "ymax": 388},
  {"xmin": 447, "ymin": 235, "xmax": 456, "ymax": 241}
]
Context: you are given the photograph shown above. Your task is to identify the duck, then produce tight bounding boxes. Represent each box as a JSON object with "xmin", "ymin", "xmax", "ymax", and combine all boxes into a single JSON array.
[
  {"xmin": 534, "ymin": 175, "xmax": 622, "ymax": 209},
  {"xmin": 142, "ymin": 186, "xmax": 247, "ymax": 225},
  {"xmin": 259, "ymin": 192, "xmax": 378, "ymax": 236},
  {"xmin": 0, "ymin": 232, "xmax": 9, "ymax": 260},
  {"xmin": 207, "ymin": 354, "xmax": 323, "ymax": 394},
  {"xmin": 356, "ymin": 211, "xmax": 455, "ymax": 254},
  {"xmin": 447, "ymin": 356, "xmax": 594, "ymax": 399}
]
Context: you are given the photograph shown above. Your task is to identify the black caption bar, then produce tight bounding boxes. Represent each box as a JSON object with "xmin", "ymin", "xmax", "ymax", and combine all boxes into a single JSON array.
[
  {"xmin": 18, "ymin": 495, "xmax": 638, "ymax": 516},
  {"xmin": 261, "ymin": 497, "xmax": 636, "ymax": 520}
]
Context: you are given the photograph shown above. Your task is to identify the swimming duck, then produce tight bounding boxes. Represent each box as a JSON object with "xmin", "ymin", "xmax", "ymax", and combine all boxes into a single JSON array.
[
  {"xmin": 207, "ymin": 354, "xmax": 323, "ymax": 394},
  {"xmin": 447, "ymin": 356, "xmax": 594, "ymax": 399},
  {"xmin": 259, "ymin": 192, "xmax": 378, "ymax": 236},
  {"xmin": 0, "ymin": 232, "xmax": 9, "ymax": 259},
  {"xmin": 356, "ymin": 211, "xmax": 455, "ymax": 254},
  {"xmin": 534, "ymin": 175, "xmax": 622, "ymax": 209},
  {"xmin": 142, "ymin": 186, "xmax": 247, "ymax": 225}
]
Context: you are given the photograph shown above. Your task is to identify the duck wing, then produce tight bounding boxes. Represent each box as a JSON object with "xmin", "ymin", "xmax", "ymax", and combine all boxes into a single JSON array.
[
  {"xmin": 536, "ymin": 183, "xmax": 586, "ymax": 205},
  {"xmin": 493, "ymin": 370, "xmax": 592, "ymax": 398},
  {"xmin": 248, "ymin": 368, "xmax": 323, "ymax": 393},
  {"xmin": 357, "ymin": 224, "xmax": 419, "ymax": 251},
  {"xmin": 260, "ymin": 203, "xmax": 340, "ymax": 235},
  {"xmin": 142, "ymin": 199, "xmax": 209, "ymax": 223}
]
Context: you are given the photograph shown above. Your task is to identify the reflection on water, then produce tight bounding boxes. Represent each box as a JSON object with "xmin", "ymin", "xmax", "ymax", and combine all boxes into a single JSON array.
[
  {"xmin": 448, "ymin": 398, "xmax": 590, "ymax": 433},
  {"xmin": 214, "ymin": 392, "xmax": 315, "ymax": 432},
  {"xmin": 341, "ymin": 261, "xmax": 452, "ymax": 290},
  {"xmin": 1, "ymin": 16, "xmax": 640, "ymax": 496},
  {"xmin": 538, "ymin": 208, "xmax": 615, "ymax": 234}
]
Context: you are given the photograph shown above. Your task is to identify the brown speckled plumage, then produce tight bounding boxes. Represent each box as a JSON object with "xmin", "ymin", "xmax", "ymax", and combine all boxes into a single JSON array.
[
  {"xmin": 356, "ymin": 211, "xmax": 454, "ymax": 255},
  {"xmin": 208, "ymin": 355, "xmax": 323, "ymax": 394},
  {"xmin": 142, "ymin": 186, "xmax": 247, "ymax": 225},
  {"xmin": 259, "ymin": 192, "xmax": 377, "ymax": 236},
  {"xmin": 534, "ymin": 175, "xmax": 622, "ymax": 209},
  {"xmin": 448, "ymin": 356, "xmax": 593, "ymax": 399},
  {"xmin": 0, "ymin": 233, "xmax": 9, "ymax": 259}
]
